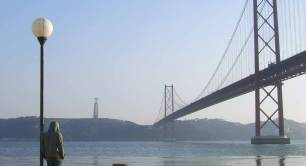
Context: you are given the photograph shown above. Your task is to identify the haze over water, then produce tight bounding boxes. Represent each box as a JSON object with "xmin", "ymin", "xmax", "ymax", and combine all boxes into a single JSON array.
[{"xmin": 1, "ymin": 141, "xmax": 306, "ymax": 166}]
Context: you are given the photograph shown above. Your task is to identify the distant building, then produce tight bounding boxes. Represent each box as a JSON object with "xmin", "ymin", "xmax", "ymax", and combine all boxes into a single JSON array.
[{"xmin": 93, "ymin": 98, "xmax": 99, "ymax": 119}]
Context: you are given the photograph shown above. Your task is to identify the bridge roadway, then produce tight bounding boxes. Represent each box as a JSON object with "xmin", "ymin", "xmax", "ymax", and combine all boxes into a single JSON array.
[{"xmin": 154, "ymin": 51, "xmax": 306, "ymax": 126}]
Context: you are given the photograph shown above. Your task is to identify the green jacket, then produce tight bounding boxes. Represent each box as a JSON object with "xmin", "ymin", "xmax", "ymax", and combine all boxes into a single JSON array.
[{"xmin": 43, "ymin": 121, "xmax": 64, "ymax": 160}]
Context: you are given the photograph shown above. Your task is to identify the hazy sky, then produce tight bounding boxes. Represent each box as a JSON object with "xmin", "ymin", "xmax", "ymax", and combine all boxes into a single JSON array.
[{"xmin": 1, "ymin": 0, "xmax": 306, "ymax": 125}]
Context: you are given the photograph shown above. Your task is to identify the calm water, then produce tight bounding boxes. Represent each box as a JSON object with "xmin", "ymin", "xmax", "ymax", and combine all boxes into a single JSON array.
[{"xmin": 1, "ymin": 141, "xmax": 306, "ymax": 166}]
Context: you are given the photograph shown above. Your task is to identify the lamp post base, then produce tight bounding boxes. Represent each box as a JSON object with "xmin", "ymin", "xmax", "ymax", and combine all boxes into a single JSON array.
[{"xmin": 251, "ymin": 136, "xmax": 290, "ymax": 144}]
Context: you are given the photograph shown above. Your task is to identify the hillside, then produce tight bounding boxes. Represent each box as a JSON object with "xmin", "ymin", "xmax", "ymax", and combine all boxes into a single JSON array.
[{"xmin": 0, "ymin": 117, "xmax": 306, "ymax": 141}]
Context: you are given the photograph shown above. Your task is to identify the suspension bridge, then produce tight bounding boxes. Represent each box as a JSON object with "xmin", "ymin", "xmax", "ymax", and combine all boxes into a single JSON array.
[{"xmin": 153, "ymin": 0, "xmax": 306, "ymax": 144}]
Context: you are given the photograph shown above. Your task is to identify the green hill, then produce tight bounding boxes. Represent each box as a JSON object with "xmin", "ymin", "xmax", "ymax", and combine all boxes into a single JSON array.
[{"xmin": 0, "ymin": 117, "xmax": 305, "ymax": 141}]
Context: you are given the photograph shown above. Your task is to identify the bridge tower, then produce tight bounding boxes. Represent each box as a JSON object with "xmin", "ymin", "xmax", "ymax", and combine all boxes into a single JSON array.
[
  {"xmin": 252, "ymin": 0, "xmax": 290, "ymax": 144},
  {"xmin": 163, "ymin": 85, "xmax": 175, "ymax": 141}
]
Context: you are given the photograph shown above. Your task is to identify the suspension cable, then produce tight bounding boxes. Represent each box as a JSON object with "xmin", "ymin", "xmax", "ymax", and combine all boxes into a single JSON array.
[
  {"xmin": 173, "ymin": 87, "xmax": 187, "ymax": 106},
  {"xmin": 194, "ymin": 0, "xmax": 250, "ymax": 100},
  {"xmin": 154, "ymin": 91, "xmax": 165, "ymax": 123}
]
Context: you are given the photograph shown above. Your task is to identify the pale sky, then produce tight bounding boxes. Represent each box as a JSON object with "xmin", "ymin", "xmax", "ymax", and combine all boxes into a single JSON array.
[{"xmin": 0, "ymin": 0, "xmax": 306, "ymax": 125}]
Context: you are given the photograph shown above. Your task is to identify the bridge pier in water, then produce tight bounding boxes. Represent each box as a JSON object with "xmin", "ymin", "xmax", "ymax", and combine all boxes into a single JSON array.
[{"xmin": 251, "ymin": 0, "xmax": 289, "ymax": 144}]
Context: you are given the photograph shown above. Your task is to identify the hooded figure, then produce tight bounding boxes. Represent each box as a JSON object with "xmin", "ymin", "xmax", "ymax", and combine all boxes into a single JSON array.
[{"xmin": 43, "ymin": 121, "xmax": 64, "ymax": 166}]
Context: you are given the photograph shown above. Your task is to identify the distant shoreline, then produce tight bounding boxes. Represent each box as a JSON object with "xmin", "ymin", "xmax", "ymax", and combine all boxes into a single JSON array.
[{"xmin": 1, "ymin": 117, "xmax": 306, "ymax": 141}]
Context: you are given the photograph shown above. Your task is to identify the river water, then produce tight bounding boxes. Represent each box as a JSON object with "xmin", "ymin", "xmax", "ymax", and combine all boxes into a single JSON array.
[{"xmin": 0, "ymin": 141, "xmax": 306, "ymax": 166}]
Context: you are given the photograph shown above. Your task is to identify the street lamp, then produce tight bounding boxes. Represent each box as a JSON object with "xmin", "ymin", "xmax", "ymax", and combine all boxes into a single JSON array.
[{"xmin": 32, "ymin": 17, "xmax": 53, "ymax": 166}]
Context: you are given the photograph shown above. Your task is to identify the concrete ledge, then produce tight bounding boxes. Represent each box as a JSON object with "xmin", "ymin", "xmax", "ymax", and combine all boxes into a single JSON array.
[{"xmin": 251, "ymin": 136, "xmax": 290, "ymax": 144}]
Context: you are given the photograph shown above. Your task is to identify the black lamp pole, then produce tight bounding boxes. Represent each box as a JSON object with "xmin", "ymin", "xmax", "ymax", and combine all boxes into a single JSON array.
[{"xmin": 38, "ymin": 37, "xmax": 46, "ymax": 166}]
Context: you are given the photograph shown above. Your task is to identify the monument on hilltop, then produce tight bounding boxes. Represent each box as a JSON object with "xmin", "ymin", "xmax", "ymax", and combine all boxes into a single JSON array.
[{"xmin": 93, "ymin": 97, "xmax": 99, "ymax": 119}]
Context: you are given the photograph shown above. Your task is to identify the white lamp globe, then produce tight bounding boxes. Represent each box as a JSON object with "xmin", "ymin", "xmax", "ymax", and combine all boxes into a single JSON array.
[{"xmin": 32, "ymin": 17, "xmax": 53, "ymax": 38}]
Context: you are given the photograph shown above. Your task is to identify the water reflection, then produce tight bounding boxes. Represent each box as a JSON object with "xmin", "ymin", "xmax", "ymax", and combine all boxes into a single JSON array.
[
  {"xmin": 256, "ymin": 156, "xmax": 286, "ymax": 166},
  {"xmin": 162, "ymin": 158, "xmax": 176, "ymax": 166},
  {"xmin": 256, "ymin": 156, "xmax": 261, "ymax": 166},
  {"xmin": 93, "ymin": 156, "xmax": 99, "ymax": 166},
  {"xmin": 159, "ymin": 156, "xmax": 288, "ymax": 166}
]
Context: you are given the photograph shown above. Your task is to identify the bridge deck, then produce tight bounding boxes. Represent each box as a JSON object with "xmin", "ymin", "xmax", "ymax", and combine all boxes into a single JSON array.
[{"xmin": 155, "ymin": 51, "xmax": 306, "ymax": 126}]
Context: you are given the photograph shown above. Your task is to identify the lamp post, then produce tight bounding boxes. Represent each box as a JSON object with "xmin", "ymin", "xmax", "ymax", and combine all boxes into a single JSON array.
[{"xmin": 32, "ymin": 17, "xmax": 53, "ymax": 166}]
